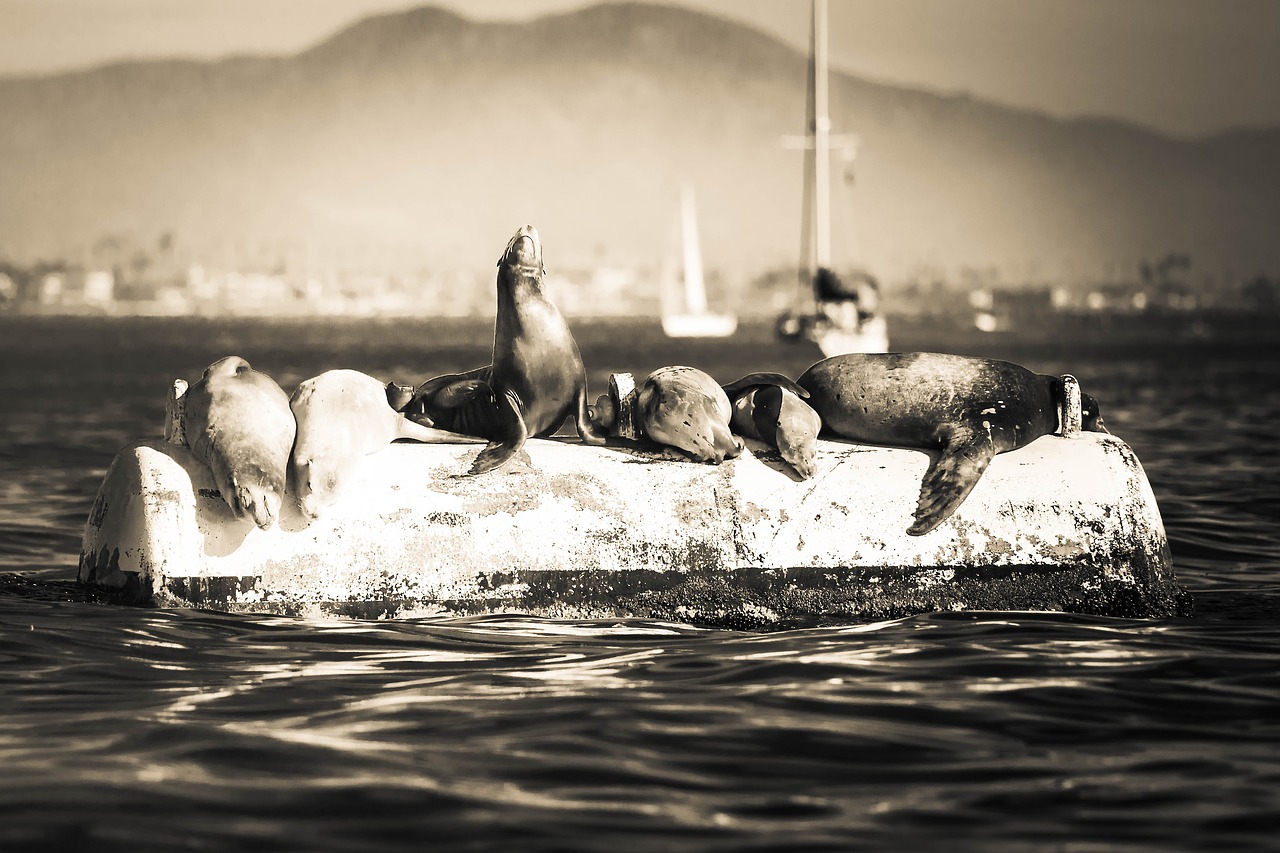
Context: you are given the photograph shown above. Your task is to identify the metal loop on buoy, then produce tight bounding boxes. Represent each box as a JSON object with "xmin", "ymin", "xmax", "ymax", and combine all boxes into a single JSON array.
[
  {"xmin": 1059, "ymin": 374, "xmax": 1082, "ymax": 438},
  {"xmin": 164, "ymin": 379, "xmax": 188, "ymax": 446},
  {"xmin": 608, "ymin": 372, "xmax": 640, "ymax": 441}
]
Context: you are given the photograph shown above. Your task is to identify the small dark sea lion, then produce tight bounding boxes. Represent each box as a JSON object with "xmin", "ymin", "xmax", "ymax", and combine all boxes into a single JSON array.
[
  {"xmin": 798, "ymin": 352, "xmax": 1108, "ymax": 535},
  {"xmin": 722, "ymin": 373, "xmax": 820, "ymax": 479}
]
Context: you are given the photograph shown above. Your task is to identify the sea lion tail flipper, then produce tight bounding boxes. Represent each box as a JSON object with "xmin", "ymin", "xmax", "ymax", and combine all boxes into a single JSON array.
[
  {"xmin": 722, "ymin": 372, "xmax": 809, "ymax": 400},
  {"xmin": 395, "ymin": 417, "xmax": 486, "ymax": 444},
  {"xmin": 468, "ymin": 390, "xmax": 528, "ymax": 475},
  {"xmin": 909, "ymin": 438, "xmax": 995, "ymax": 536},
  {"xmin": 575, "ymin": 387, "xmax": 608, "ymax": 445}
]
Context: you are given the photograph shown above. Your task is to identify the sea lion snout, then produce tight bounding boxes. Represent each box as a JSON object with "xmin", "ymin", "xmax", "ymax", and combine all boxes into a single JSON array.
[
  {"xmin": 1081, "ymin": 392, "xmax": 1109, "ymax": 434},
  {"xmin": 500, "ymin": 225, "xmax": 542, "ymax": 269},
  {"xmin": 289, "ymin": 457, "xmax": 322, "ymax": 519},
  {"xmin": 236, "ymin": 482, "xmax": 282, "ymax": 530}
]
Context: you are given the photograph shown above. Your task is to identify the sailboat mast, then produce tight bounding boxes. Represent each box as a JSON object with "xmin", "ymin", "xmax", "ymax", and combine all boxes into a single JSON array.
[
  {"xmin": 813, "ymin": 0, "xmax": 832, "ymax": 271},
  {"xmin": 680, "ymin": 185, "xmax": 707, "ymax": 315}
]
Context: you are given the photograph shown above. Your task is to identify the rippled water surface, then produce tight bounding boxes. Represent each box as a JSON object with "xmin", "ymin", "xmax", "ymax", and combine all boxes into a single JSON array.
[{"xmin": 2, "ymin": 315, "xmax": 1278, "ymax": 851}]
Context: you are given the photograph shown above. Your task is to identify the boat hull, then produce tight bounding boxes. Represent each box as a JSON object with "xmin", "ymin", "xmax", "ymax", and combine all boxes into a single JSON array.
[
  {"xmin": 661, "ymin": 313, "xmax": 739, "ymax": 339},
  {"xmin": 79, "ymin": 424, "xmax": 1184, "ymax": 627},
  {"xmin": 812, "ymin": 314, "xmax": 889, "ymax": 356}
]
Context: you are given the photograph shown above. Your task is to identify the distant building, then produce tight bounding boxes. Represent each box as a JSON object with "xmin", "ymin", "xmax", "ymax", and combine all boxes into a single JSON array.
[
  {"xmin": 38, "ymin": 273, "xmax": 64, "ymax": 305},
  {"xmin": 1082, "ymin": 284, "xmax": 1152, "ymax": 313},
  {"xmin": 549, "ymin": 266, "xmax": 643, "ymax": 316},
  {"xmin": 970, "ymin": 286, "xmax": 1053, "ymax": 332},
  {"xmin": 36, "ymin": 269, "xmax": 115, "ymax": 310},
  {"xmin": 83, "ymin": 270, "xmax": 115, "ymax": 306}
]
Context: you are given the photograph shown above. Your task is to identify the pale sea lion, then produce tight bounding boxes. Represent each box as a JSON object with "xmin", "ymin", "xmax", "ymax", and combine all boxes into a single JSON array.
[
  {"xmin": 634, "ymin": 366, "xmax": 743, "ymax": 463},
  {"xmin": 403, "ymin": 225, "xmax": 606, "ymax": 474},
  {"xmin": 721, "ymin": 373, "xmax": 821, "ymax": 479},
  {"xmin": 289, "ymin": 369, "xmax": 482, "ymax": 519},
  {"xmin": 182, "ymin": 355, "xmax": 295, "ymax": 529},
  {"xmin": 798, "ymin": 352, "xmax": 1108, "ymax": 535}
]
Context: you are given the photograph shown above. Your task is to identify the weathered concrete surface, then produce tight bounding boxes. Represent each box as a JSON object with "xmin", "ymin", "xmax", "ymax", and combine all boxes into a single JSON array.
[{"xmin": 79, "ymin": 426, "xmax": 1187, "ymax": 627}]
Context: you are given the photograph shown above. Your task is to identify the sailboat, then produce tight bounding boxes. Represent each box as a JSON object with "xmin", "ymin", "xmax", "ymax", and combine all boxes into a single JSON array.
[
  {"xmin": 661, "ymin": 185, "xmax": 738, "ymax": 338},
  {"xmin": 775, "ymin": 0, "xmax": 889, "ymax": 355}
]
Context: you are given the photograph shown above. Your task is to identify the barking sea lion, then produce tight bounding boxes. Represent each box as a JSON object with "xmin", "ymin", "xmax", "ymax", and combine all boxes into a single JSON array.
[{"xmin": 404, "ymin": 225, "xmax": 606, "ymax": 474}]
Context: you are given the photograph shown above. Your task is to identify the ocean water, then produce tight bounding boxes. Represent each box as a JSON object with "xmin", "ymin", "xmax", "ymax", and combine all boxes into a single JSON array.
[{"xmin": 1, "ymin": 314, "xmax": 1278, "ymax": 852}]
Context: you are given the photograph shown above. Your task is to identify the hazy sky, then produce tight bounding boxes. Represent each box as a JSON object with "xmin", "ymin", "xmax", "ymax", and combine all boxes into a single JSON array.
[{"xmin": 1, "ymin": 0, "xmax": 1277, "ymax": 137}]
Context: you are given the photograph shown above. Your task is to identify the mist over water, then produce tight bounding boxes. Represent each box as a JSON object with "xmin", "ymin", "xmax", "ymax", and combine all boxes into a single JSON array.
[{"xmin": 2, "ymin": 315, "xmax": 1278, "ymax": 851}]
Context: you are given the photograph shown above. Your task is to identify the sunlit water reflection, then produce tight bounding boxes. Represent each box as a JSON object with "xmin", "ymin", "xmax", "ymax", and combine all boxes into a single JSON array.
[{"xmin": 1, "ymin": 317, "xmax": 1278, "ymax": 851}]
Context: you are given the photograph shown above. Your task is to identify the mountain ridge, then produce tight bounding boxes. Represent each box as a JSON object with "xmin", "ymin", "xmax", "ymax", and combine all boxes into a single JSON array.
[{"xmin": 1, "ymin": 1, "xmax": 1276, "ymax": 283}]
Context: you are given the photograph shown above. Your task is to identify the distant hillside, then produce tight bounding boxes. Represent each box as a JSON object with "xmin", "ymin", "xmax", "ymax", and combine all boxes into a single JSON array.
[{"xmin": 1, "ymin": 1, "xmax": 1277, "ymax": 284}]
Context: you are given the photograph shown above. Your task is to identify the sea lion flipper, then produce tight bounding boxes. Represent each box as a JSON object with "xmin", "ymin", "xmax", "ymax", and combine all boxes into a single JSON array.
[
  {"xmin": 722, "ymin": 372, "xmax": 809, "ymax": 400},
  {"xmin": 468, "ymin": 390, "xmax": 528, "ymax": 475},
  {"xmin": 413, "ymin": 367, "xmax": 490, "ymax": 407},
  {"xmin": 909, "ymin": 438, "xmax": 996, "ymax": 536},
  {"xmin": 433, "ymin": 379, "xmax": 491, "ymax": 409},
  {"xmin": 575, "ymin": 387, "xmax": 608, "ymax": 445}
]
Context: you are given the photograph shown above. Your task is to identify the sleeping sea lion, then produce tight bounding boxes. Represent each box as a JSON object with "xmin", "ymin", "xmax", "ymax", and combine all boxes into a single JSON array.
[
  {"xmin": 289, "ymin": 369, "xmax": 482, "ymax": 519},
  {"xmin": 721, "ymin": 373, "xmax": 821, "ymax": 479},
  {"xmin": 797, "ymin": 352, "xmax": 1108, "ymax": 535},
  {"xmin": 182, "ymin": 355, "xmax": 295, "ymax": 529},
  {"xmin": 635, "ymin": 366, "xmax": 743, "ymax": 463},
  {"xmin": 403, "ymin": 225, "xmax": 606, "ymax": 474}
]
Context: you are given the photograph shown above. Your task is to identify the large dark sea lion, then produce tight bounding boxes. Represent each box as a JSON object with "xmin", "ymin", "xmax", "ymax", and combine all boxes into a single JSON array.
[
  {"xmin": 182, "ymin": 356, "xmax": 295, "ymax": 529},
  {"xmin": 289, "ymin": 369, "xmax": 482, "ymax": 519},
  {"xmin": 798, "ymin": 352, "xmax": 1108, "ymax": 535},
  {"xmin": 405, "ymin": 225, "xmax": 606, "ymax": 474}
]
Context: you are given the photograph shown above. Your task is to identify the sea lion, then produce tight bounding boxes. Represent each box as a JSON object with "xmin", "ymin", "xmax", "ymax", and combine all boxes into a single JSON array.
[
  {"xmin": 797, "ymin": 352, "xmax": 1109, "ymax": 535},
  {"xmin": 289, "ymin": 369, "xmax": 482, "ymax": 519},
  {"xmin": 722, "ymin": 373, "xmax": 821, "ymax": 479},
  {"xmin": 635, "ymin": 366, "xmax": 741, "ymax": 463},
  {"xmin": 403, "ymin": 225, "xmax": 607, "ymax": 474},
  {"xmin": 182, "ymin": 355, "xmax": 295, "ymax": 529}
]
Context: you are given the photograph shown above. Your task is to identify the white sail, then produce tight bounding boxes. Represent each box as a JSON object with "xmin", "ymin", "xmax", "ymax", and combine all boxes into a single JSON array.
[
  {"xmin": 662, "ymin": 185, "xmax": 737, "ymax": 338},
  {"xmin": 777, "ymin": 0, "xmax": 889, "ymax": 355}
]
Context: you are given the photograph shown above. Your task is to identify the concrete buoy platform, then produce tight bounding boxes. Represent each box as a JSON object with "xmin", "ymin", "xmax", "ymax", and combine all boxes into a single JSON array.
[{"xmin": 77, "ymin": 377, "xmax": 1186, "ymax": 627}]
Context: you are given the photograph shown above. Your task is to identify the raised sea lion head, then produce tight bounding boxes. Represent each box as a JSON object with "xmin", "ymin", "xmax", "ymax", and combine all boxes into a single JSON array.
[{"xmin": 497, "ymin": 224, "xmax": 544, "ymax": 276}]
